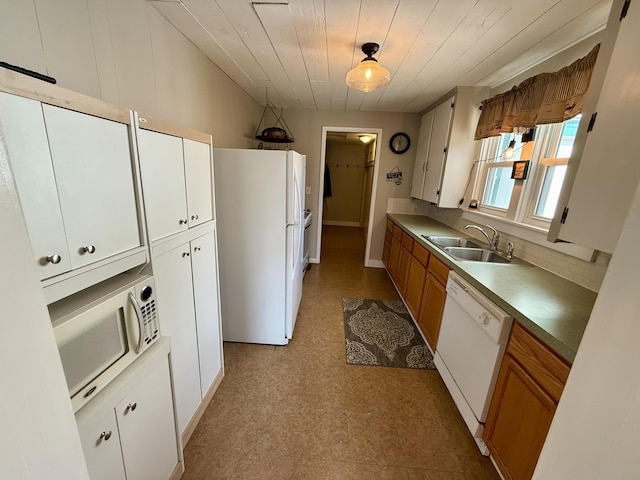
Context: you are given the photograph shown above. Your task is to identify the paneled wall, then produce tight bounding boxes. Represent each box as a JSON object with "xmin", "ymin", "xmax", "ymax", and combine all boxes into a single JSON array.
[{"xmin": 0, "ymin": 0, "xmax": 262, "ymax": 147}]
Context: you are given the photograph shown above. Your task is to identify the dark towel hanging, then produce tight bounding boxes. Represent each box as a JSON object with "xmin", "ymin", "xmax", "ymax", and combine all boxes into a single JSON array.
[{"xmin": 324, "ymin": 163, "xmax": 332, "ymax": 198}]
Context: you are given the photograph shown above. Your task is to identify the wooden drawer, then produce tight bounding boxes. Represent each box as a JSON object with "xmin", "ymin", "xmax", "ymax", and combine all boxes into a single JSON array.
[
  {"xmin": 392, "ymin": 224, "xmax": 403, "ymax": 240},
  {"xmin": 412, "ymin": 242, "xmax": 429, "ymax": 267},
  {"xmin": 401, "ymin": 232, "xmax": 414, "ymax": 252},
  {"xmin": 428, "ymin": 254, "xmax": 449, "ymax": 286},
  {"xmin": 386, "ymin": 218, "xmax": 394, "ymax": 232},
  {"xmin": 507, "ymin": 322, "xmax": 571, "ymax": 402}
]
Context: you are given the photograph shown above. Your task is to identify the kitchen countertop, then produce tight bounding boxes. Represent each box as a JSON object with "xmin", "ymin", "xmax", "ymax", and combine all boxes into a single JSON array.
[{"xmin": 388, "ymin": 213, "xmax": 598, "ymax": 364}]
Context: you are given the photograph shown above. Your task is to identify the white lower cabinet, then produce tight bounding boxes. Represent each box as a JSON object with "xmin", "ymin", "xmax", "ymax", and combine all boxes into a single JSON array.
[
  {"xmin": 76, "ymin": 339, "xmax": 180, "ymax": 480},
  {"xmin": 152, "ymin": 226, "xmax": 223, "ymax": 437}
]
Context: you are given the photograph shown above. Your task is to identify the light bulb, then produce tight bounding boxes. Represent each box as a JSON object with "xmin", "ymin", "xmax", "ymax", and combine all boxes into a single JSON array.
[{"xmin": 503, "ymin": 140, "xmax": 516, "ymax": 160}]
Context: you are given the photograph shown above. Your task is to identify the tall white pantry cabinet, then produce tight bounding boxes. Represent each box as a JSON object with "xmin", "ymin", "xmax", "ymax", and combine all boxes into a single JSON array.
[{"xmin": 136, "ymin": 114, "xmax": 224, "ymax": 444}]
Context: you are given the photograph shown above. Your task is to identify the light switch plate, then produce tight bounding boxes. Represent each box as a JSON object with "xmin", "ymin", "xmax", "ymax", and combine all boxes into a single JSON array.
[{"xmin": 305, "ymin": 186, "xmax": 311, "ymax": 195}]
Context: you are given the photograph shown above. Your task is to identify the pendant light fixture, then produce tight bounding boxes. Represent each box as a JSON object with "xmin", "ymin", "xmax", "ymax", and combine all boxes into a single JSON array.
[
  {"xmin": 346, "ymin": 43, "xmax": 391, "ymax": 93},
  {"xmin": 503, "ymin": 139, "xmax": 516, "ymax": 160}
]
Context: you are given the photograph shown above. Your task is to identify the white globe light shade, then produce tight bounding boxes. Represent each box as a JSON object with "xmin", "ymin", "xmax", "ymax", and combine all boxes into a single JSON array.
[{"xmin": 346, "ymin": 59, "xmax": 391, "ymax": 93}]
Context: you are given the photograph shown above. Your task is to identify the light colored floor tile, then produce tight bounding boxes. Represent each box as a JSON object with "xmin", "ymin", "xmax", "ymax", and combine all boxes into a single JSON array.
[{"xmin": 182, "ymin": 226, "xmax": 499, "ymax": 480}]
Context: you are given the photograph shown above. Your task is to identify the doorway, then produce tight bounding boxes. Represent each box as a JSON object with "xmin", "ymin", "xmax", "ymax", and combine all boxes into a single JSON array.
[{"xmin": 315, "ymin": 126, "xmax": 382, "ymax": 266}]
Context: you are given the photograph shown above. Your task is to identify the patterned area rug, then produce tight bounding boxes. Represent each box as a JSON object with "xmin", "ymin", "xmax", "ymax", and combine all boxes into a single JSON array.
[{"xmin": 342, "ymin": 298, "xmax": 436, "ymax": 370}]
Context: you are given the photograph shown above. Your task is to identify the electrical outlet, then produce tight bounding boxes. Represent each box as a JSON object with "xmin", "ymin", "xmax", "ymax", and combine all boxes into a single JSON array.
[
  {"xmin": 412, "ymin": 203, "xmax": 418, "ymax": 211},
  {"xmin": 305, "ymin": 186, "xmax": 311, "ymax": 195}
]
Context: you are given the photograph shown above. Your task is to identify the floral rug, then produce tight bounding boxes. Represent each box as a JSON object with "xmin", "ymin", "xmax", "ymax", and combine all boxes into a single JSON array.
[{"xmin": 342, "ymin": 298, "xmax": 435, "ymax": 370}]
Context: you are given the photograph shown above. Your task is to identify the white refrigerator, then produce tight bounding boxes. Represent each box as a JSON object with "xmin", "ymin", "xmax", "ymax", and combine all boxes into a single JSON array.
[{"xmin": 213, "ymin": 148, "xmax": 306, "ymax": 345}]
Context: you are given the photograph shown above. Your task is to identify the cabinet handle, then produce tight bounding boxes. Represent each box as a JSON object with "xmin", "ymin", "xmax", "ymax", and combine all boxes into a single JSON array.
[
  {"xmin": 191, "ymin": 214, "xmax": 199, "ymax": 220},
  {"xmin": 81, "ymin": 245, "xmax": 96, "ymax": 254},
  {"xmin": 45, "ymin": 254, "xmax": 62, "ymax": 264},
  {"xmin": 182, "ymin": 252, "xmax": 190, "ymax": 257},
  {"xmin": 179, "ymin": 219, "xmax": 188, "ymax": 225},
  {"xmin": 99, "ymin": 431, "xmax": 112, "ymax": 441},
  {"xmin": 193, "ymin": 246, "xmax": 201, "ymax": 252},
  {"xmin": 125, "ymin": 403, "xmax": 137, "ymax": 413}
]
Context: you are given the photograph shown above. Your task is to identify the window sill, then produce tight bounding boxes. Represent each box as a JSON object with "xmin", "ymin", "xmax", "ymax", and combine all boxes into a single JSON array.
[{"xmin": 461, "ymin": 208, "xmax": 596, "ymax": 262}]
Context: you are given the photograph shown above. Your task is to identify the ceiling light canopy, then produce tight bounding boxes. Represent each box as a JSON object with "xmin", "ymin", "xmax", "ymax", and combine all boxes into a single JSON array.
[{"xmin": 346, "ymin": 43, "xmax": 391, "ymax": 93}]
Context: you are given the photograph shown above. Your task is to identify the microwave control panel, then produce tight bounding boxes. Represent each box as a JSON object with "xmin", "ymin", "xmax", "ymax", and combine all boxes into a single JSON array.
[{"xmin": 139, "ymin": 285, "xmax": 159, "ymax": 347}]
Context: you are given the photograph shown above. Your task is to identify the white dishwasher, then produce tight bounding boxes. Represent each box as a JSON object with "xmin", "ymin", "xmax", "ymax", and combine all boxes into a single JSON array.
[{"xmin": 434, "ymin": 271, "xmax": 513, "ymax": 455}]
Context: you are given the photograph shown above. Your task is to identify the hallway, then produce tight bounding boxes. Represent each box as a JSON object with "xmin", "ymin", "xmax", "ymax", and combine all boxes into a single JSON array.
[{"xmin": 182, "ymin": 226, "xmax": 499, "ymax": 479}]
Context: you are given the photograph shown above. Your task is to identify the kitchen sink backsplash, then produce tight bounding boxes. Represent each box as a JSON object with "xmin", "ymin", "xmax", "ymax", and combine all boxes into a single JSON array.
[{"xmin": 389, "ymin": 199, "xmax": 610, "ymax": 292}]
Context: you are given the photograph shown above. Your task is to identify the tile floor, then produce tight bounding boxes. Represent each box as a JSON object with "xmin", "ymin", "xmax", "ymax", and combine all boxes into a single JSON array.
[{"xmin": 182, "ymin": 226, "xmax": 500, "ymax": 479}]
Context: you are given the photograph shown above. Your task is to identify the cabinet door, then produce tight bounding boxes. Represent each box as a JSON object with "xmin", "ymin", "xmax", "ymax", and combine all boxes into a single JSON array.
[
  {"xmin": 137, "ymin": 129, "xmax": 189, "ymax": 242},
  {"xmin": 418, "ymin": 273, "xmax": 446, "ymax": 350},
  {"xmin": 77, "ymin": 410, "xmax": 127, "ymax": 480},
  {"xmin": 410, "ymin": 109, "xmax": 434, "ymax": 199},
  {"xmin": 396, "ymin": 245, "xmax": 412, "ymax": 295},
  {"xmin": 549, "ymin": 3, "xmax": 640, "ymax": 253},
  {"xmin": 152, "ymin": 242, "xmax": 201, "ymax": 435},
  {"xmin": 483, "ymin": 354, "xmax": 557, "ymax": 480},
  {"xmin": 116, "ymin": 358, "xmax": 179, "ymax": 480},
  {"xmin": 388, "ymin": 235, "xmax": 402, "ymax": 281},
  {"xmin": 183, "ymin": 138, "xmax": 213, "ymax": 227},
  {"xmin": 405, "ymin": 255, "xmax": 427, "ymax": 319},
  {"xmin": 0, "ymin": 93, "xmax": 71, "ymax": 279},
  {"xmin": 423, "ymin": 96, "xmax": 454, "ymax": 204},
  {"xmin": 42, "ymin": 105, "xmax": 140, "ymax": 269},
  {"xmin": 191, "ymin": 230, "xmax": 223, "ymax": 394}
]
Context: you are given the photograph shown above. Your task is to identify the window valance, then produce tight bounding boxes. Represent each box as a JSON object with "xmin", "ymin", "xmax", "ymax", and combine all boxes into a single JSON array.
[{"xmin": 474, "ymin": 43, "xmax": 600, "ymax": 140}]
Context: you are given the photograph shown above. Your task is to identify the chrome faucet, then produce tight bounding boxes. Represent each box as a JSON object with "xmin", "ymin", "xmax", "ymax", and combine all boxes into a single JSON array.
[{"xmin": 464, "ymin": 224, "xmax": 500, "ymax": 251}]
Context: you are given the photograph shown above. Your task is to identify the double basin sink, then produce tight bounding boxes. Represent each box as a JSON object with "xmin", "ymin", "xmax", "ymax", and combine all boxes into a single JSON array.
[{"xmin": 423, "ymin": 235, "xmax": 529, "ymax": 265}]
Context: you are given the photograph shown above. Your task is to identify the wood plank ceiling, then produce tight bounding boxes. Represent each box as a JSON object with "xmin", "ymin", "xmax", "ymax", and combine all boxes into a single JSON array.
[{"xmin": 150, "ymin": 0, "xmax": 612, "ymax": 113}]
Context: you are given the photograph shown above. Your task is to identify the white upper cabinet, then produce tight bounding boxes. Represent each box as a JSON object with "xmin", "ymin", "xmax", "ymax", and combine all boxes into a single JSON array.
[
  {"xmin": 137, "ymin": 129, "xmax": 189, "ymax": 242},
  {"xmin": 184, "ymin": 138, "xmax": 214, "ymax": 228},
  {"xmin": 0, "ymin": 77, "xmax": 144, "ymax": 296},
  {"xmin": 136, "ymin": 117, "xmax": 214, "ymax": 243},
  {"xmin": 410, "ymin": 109, "xmax": 435, "ymax": 200},
  {"xmin": 0, "ymin": 92, "xmax": 71, "ymax": 279},
  {"xmin": 548, "ymin": 0, "xmax": 638, "ymax": 253},
  {"xmin": 411, "ymin": 87, "xmax": 488, "ymax": 208},
  {"xmin": 42, "ymin": 105, "xmax": 140, "ymax": 269}
]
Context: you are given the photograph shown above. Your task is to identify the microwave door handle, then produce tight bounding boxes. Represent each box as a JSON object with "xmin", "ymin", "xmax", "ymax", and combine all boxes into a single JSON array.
[{"xmin": 128, "ymin": 293, "xmax": 145, "ymax": 354}]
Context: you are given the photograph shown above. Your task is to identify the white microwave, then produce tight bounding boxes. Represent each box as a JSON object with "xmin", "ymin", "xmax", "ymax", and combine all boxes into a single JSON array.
[{"xmin": 49, "ymin": 273, "xmax": 160, "ymax": 412}]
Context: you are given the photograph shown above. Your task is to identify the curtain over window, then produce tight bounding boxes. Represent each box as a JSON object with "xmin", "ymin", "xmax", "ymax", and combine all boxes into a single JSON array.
[{"xmin": 475, "ymin": 44, "xmax": 600, "ymax": 140}]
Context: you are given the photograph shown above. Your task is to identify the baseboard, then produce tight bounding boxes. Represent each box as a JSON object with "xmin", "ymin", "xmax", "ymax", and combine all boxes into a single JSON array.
[
  {"xmin": 181, "ymin": 368, "xmax": 225, "ymax": 448},
  {"xmin": 322, "ymin": 220, "xmax": 361, "ymax": 227},
  {"xmin": 169, "ymin": 461, "xmax": 184, "ymax": 480},
  {"xmin": 365, "ymin": 259, "xmax": 385, "ymax": 268}
]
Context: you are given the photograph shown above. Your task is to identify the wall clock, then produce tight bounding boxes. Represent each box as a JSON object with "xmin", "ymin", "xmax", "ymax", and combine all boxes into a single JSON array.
[{"xmin": 389, "ymin": 132, "xmax": 410, "ymax": 154}]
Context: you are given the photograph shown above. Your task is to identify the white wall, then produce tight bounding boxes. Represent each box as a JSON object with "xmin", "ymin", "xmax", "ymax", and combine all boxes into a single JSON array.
[
  {"xmin": 0, "ymin": 0, "xmax": 262, "ymax": 147},
  {"xmin": 533, "ymin": 178, "xmax": 640, "ymax": 479},
  {"xmin": 0, "ymin": 132, "xmax": 89, "ymax": 479},
  {"xmin": 282, "ymin": 109, "xmax": 420, "ymax": 263}
]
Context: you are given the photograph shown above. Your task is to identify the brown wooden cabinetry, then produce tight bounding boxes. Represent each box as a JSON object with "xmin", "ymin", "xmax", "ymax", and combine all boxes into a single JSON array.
[
  {"xmin": 396, "ymin": 232, "xmax": 413, "ymax": 295},
  {"xmin": 483, "ymin": 323, "xmax": 570, "ymax": 480},
  {"xmin": 404, "ymin": 243, "xmax": 429, "ymax": 318},
  {"xmin": 382, "ymin": 220, "xmax": 393, "ymax": 267},
  {"xmin": 417, "ymin": 255, "xmax": 449, "ymax": 350}
]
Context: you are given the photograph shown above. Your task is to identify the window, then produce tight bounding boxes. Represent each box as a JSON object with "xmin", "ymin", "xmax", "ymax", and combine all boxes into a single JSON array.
[{"xmin": 470, "ymin": 115, "xmax": 581, "ymax": 230}]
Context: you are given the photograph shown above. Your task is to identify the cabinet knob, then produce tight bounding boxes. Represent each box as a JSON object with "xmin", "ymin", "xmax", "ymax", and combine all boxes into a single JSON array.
[
  {"xmin": 179, "ymin": 219, "xmax": 188, "ymax": 225},
  {"xmin": 81, "ymin": 245, "xmax": 96, "ymax": 254},
  {"xmin": 182, "ymin": 252, "xmax": 190, "ymax": 258},
  {"xmin": 45, "ymin": 254, "xmax": 62, "ymax": 264},
  {"xmin": 125, "ymin": 402, "xmax": 137, "ymax": 413},
  {"xmin": 193, "ymin": 246, "xmax": 201, "ymax": 252},
  {"xmin": 191, "ymin": 214, "xmax": 199, "ymax": 220},
  {"xmin": 99, "ymin": 431, "xmax": 112, "ymax": 441}
]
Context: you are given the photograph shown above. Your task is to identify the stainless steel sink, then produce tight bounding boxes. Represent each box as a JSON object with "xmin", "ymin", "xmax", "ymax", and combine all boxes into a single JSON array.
[
  {"xmin": 423, "ymin": 235, "xmax": 484, "ymax": 249},
  {"xmin": 443, "ymin": 247, "xmax": 529, "ymax": 265}
]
